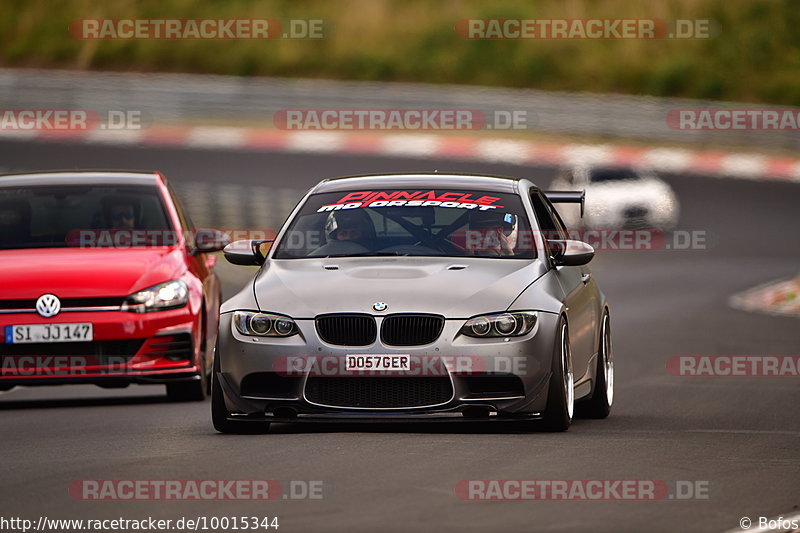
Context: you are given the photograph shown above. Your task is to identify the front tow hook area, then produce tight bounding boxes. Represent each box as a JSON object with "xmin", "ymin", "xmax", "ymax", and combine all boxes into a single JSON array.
[
  {"xmin": 461, "ymin": 405, "xmax": 495, "ymax": 419},
  {"xmin": 272, "ymin": 406, "xmax": 299, "ymax": 420}
]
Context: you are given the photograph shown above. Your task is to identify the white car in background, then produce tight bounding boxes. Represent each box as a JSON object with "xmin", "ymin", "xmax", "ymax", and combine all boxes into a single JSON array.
[{"xmin": 550, "ymin": 166, "xmax": 679, "ymax": 230}]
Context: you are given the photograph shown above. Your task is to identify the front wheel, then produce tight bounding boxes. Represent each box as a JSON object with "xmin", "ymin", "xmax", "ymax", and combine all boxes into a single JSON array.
[
  {"xmin": 540, "ymin": 317, "xmax": 574, "ymax": 431},
  {"xmin": 166, "ymin": 322, "xmax": 210, "ymax": 402},
  {"xmin": 577, "ymin": 311, "xmax": 613, "ymax": 419}
]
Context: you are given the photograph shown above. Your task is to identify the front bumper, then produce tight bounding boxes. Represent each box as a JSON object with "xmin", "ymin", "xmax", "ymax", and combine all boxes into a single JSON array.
[
  {"xmin": 0, "ymin": 307, "xmax": 200, "ymax": 386},
  {"xmin": 216, "ymin": 311, "xmax": 561, "ymax": 420}
]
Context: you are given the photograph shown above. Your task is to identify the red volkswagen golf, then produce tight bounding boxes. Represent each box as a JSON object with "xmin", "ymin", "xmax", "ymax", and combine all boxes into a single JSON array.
[{"xmin": 0, "ymin": 171, "xmax": 228, "ymax": 401}]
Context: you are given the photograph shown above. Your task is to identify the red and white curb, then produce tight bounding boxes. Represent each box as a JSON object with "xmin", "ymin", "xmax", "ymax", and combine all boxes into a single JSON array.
[
  {"xmin": 730, "ymin": 277, "xmax": 800, "ymax": 318},
  {"xmin": 2, "ymin": 126, "xmax": 800, "ymax": 182}
]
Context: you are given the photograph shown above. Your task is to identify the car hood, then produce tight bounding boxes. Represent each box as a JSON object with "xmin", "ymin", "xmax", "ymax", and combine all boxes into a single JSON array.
[
  {"xmin": 253, "ymin": 257, "xmax": 547, "ymax": 318},
  {"xmin": 0, "ymin": 247, "xmax": 186, "ymax": 299}
]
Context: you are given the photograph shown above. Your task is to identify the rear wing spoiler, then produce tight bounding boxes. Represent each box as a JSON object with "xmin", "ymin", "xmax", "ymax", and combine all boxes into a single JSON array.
[{"xmin": 545, "ymin": 190, "xmax": 585, "ymax": 217}]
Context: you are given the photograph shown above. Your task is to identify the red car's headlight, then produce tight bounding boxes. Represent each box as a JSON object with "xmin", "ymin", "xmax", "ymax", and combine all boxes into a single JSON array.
[{"xmin": 121, "ymin": 280, "xmax": 189, "ymax": 313}]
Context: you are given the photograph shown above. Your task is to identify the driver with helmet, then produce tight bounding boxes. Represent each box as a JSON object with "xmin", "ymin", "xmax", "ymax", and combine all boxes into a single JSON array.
[
  {"xmin": 310, "ymin": 209, "xmax": 376, "ymax": 256},
  {"xmin": 468, "ymin": 209, "xmax": 517, "ymax": 256}
]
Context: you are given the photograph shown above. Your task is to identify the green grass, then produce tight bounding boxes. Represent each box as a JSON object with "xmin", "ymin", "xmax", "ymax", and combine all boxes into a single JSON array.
[{"xmin": 1, "ymin": 0, "xmax": 799, "ymax": 105}]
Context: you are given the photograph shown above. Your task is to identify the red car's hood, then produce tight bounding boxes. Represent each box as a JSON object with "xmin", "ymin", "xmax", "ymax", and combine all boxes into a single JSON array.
[{"xmin": 0, "ymin": 247, "xmax": 186, "ymax": 299}]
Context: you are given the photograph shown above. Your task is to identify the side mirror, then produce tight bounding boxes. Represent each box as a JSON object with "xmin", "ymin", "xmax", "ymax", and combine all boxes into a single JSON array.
[
  {"xmin": 223, "ymin": 239, "xmax": 273, "ymax": 266},
  {"xmin": 549, "ymin": 239, "xmax": 594, "ymax": 266},
  {"xmin": 193, "ymin": 229, "xmax": 232, "ymax": 253}
]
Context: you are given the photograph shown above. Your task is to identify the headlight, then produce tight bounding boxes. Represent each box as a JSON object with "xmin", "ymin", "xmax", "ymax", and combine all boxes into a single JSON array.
[
  {"xmin": 460, "ymin": 311, "xmax": 538, "ymax": 338},
  {"xmin": 122, "ymin": 280, "xmax": 188, "ymax": 313},
  {"xmin": 233, "ymin": 311, "xmax": 298, "ymax": 337}
]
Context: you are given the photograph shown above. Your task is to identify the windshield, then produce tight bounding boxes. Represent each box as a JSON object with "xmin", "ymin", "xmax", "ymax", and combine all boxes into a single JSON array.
[
  {"xmin": 273, "ymin": 188, "xmax": 536, "ymax": 259},
  {"xmin": 589, "ymin": 167, "xmax": 641, "ymax": 183},
  {"xmin": 0, "ymin": 184, "xmax": 174, "ymax": 249}
]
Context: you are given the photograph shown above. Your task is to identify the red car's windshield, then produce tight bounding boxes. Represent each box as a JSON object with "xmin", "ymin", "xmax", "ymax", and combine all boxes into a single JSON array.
[{"xmin": 0, "ymin": 184, "xmax": 174, "ymax": 249}]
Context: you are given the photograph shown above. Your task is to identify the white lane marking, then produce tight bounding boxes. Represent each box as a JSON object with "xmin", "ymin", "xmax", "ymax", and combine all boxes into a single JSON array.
[
  {"xmin": 380, "ymin": 134, "xmax": 441, "ymax": 156},
  {"xmin": 186, "ymin": 126, "xmax": 247, "ymax": 148},
  {"xmin": 561, "ymin": 144, "xmax": 615, "ymax": 166},
  {"xmin": 474, "ymin": 139, "xmax": 533, "ymax": 164},
  {"xmin": 719, "ymin": 154, "xmax": 769, "ymax": 178},
  {"xmin": 86, "ymin": 129, "xmax": 145, "ymax": 144},
  {"xmin": 688, "ymin": 429, "xmax": 800, "ymax": 436},
  {"xmin": 639, "ymin": 148, "xmax": 694, "ymax": 172},
  {"xmin": 0, "ymin": 129, "xmax": 37, "ymax": 139},
  {"xmin": 287, "ymin": 131, "xmax": 346, "ymax": 152},
  {"xmin": 791, "ymin": 161, "xmax": 800, "ymax": 182}
]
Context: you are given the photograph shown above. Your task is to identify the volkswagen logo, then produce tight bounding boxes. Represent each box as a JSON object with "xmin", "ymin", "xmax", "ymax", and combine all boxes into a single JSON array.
[
  {"xmin": 372, "ymin": 302, "xmax": 387, "ymax": 312},
  {"xmin": 35, "ymin": 294, "xmax": 61, "ymax": 318}
]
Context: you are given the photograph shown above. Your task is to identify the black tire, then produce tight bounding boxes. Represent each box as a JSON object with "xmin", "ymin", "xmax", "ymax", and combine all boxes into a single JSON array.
[
  {"xmin": 211, "ymin": 342, "xmax": 270, "ymax": 434},
  {"xmin": 166, "ymin": 316, "xmax": 210, "ymax": 402},
  {"xmin": 207, "ymin": 290, "xmax": 222, "ymax": 397},
  {"xmin": 166, "ymin": 372, "xmax": 207, "ymax": 402},
  {"xmin": 540, "ymin": 317, "xmax": 574, "ymax": 432},
  {"xmin": 576, "ymin": 311, "xmax": 613, "ymax": 419}
]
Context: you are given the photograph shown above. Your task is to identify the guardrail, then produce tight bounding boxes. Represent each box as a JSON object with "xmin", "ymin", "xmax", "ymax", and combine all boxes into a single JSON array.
[{"xmin": 1, "ymin": 68, "xmax": 797, "ymax": 150}]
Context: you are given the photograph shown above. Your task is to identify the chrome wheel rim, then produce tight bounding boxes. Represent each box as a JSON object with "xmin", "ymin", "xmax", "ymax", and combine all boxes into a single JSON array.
[
  {"xmin": 602, "ymin": 315, "xmax": 614, "ymax": 406},
  {"xmin": 562, "ymin": 323, "xmax": 574, "ymax": 419}
]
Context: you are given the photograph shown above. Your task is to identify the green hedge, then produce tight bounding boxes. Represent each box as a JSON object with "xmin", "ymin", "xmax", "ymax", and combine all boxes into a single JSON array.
[{"xmin": 1, "ymin": 0, "xmax": 798, "ymax": 105}]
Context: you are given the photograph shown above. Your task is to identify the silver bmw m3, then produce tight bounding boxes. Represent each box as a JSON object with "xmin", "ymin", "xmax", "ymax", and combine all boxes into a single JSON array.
[{"xmin": 213, "ymin": 173, "xmax": 613, "ymax": 433}]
